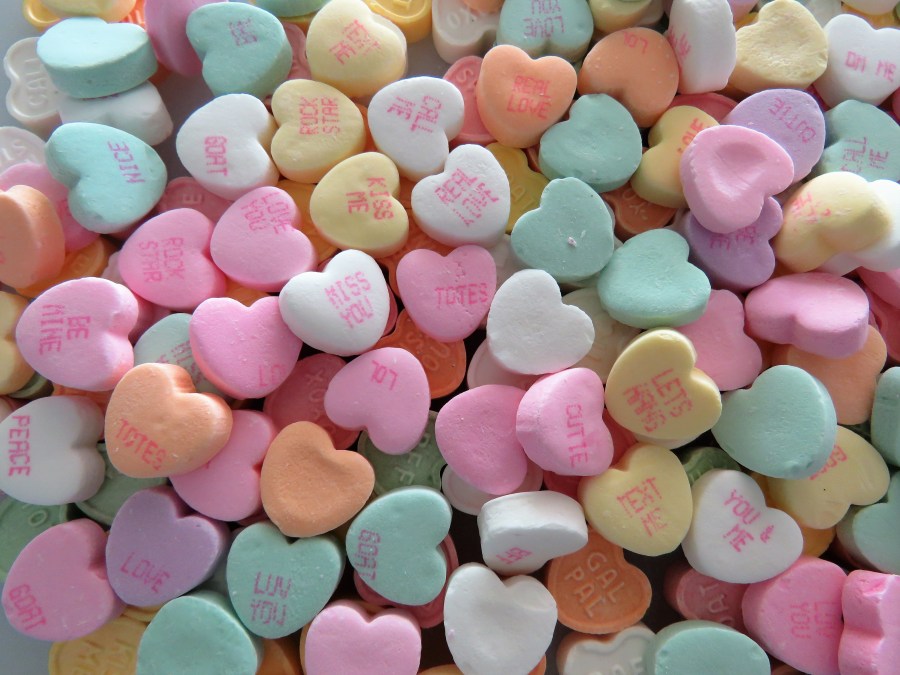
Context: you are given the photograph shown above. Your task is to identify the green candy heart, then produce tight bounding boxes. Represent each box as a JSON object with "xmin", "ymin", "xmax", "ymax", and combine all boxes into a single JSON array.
[
  {"xmin": 46, "ymin": 122, "xmax": 166, "ymax": 234},
  {"xmin": 871, "ymin": 367, "xmax": 900, "ymax": 466},
  {"xmin": 0, "ymin": 498, "xmax": 74, "ymax": 582},
  {"xmin": 837, "ymin": 471, "xmax": 900, "ymax": 574},
  {"xmin": 496, "ymin": 0, "xmax": 594, "ymax": 62},
  {"xmin": 226, "ymin": 522, "xmax": 343, "ymax": 639},
  {"xmin": 539, "ymin": 94, "xmax": 642, "ymax": 193},
  {"xmin": 253, "ymin": 0, "xmax": 330, "ymax": 17},
  {"xmin": 510, "ymin": 177, "xmax": 615, "ymax": 284},
  {"xmin": 596, "ymin": 228, "xmax": 710, "ymax": 328},
  {"xmin": 347, "ymin": 486, "xmax": 451, "ymax": 606},
  {"xmin": 76, "ymin": 444, "xmax": 166, "ymax": 526},
  {"xmin": 679, "ymin": 446, "xmax": 741, "ymax": 487},
  {"xmin": 187, "ymin": 3, "xmax": 292, "ymax": 99},
  {"xmin": 358, "ymin": 411, "xmax": 446, "ymax": 496},
  {"xmin": 813, "ymin": 100, "xmax": 900, "ymax": 182},
  {"xmin": 644, "ymin": 621, "xmax": 770, "ymax": 675},
  {"xmin": 712, "ymin": 365, "xmax": 837, "ymax": 480}
]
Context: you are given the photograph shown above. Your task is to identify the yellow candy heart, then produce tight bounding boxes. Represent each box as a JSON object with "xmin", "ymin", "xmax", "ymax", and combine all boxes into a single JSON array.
[
  {"xmin": 41, "ymin": 0, "xmax": 135, "ymax": 22},
  {"xmin": 310, "ymin": 152, "xmax": 408, "ymax": 256},
  {"xmin": 486, "ymin": 143, "xmax": 548, "ymax": 234},
  {"xmin": 363, "ymin": 0, "xmax": 431, "ymax": 43},
  {"xmin": 751, "ymin": 472, "xmax": 835, "ymax": 558},
  {"xmin": 271, "ymin": 79, "xmax": 366, "ymax": 184},
  {"xmin": 277, "ymin": 179, "xmax": 338, "ymax": 263},
  {"xmin": 605, "ymin": 329, "xmax": 722, "ymax": 441},
  {"xmin": 631, "ymin": 106, "xmax": 718, "ymax": 209},
  {"xmin": 579, "ymin": 443, "xmax": 693, "ymax": 556},
  {"xmin": 0, "ymin": 291, "xmax": 35, "ymax": 394},
  {"xmin": 589, "ymin": 0, "xmax": 654, "ymax": 33}
]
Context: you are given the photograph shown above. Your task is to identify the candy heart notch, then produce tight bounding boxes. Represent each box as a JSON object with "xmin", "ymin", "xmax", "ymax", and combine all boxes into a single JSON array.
[
  {"xmin": 496, "ymin": 0, "xmax": 593, "ymax": 61},
  {"xmin": 347, "ymin": 486, "xmax": 452, "ymax": 606},
  {"xmin": 260, "ymin": 421, "xmax": 375, "ymax": 538},
  {"xmin": 105, "ymin": 486, "xmax": 229, "ymax": 607},
  {"xmin": 836, "ymin": 472, "xmax": 900, "ymax": 575},
  {"xmin": 0, "ymin": 396, "xmax": 104, "ymax": 506},
  {"xmin": 2, "ymin": 519, "xmax": 125, "ymax": 641},
  {"xmin": 226, "ymin": 522, "xmax": 344, "ymax": 639},
  {"xmin": 432, "ymin": 0, "xmax": 499, "ymax": 64}
]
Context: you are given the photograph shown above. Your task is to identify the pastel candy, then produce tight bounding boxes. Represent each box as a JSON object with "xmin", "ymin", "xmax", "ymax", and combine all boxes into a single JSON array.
[
  {"xmin": 814, "ymin": 101, "xmax": 900, "ymax": 182},
  {"xmin": 186, "ymin": 2, "xmax": 291, "ymax": 99},
  {"xmin": 539, "ymin": 94, "xmax": 642, "ymax": 193},
  {"xmin": 133, "ymin": 313, "xmax": 221, "ymax": 395},
  {"xmin": 466, "ymin": 339, "xmax": 539, "ymax": 391},
  {"xmin": 496, "ymin": 0, "xmax": 594, "ymax": 62},
  {"xmin": 443, "ymin": 56, "xmax": 494, "ymax": 145},
  {"xmin": 0, "ymin": 185, "xmax": 65, "ymax": 289},
  {"xmin": 76, "ymin": 444, "xmax": 166, "ymax": 526},
  {"xmin": 431, "ymin": 0, "xmax": 499, "ymax": 64},
  {"xmin": 157, "ymin": 177, "xmax": 233, "ymax": 223},
  {"xmin": 556, "ymin": 626, "xmax": 656, "ymax": 675},
  {"xmin": 254, "ymin": 0, "xmax": 329, "ymax": 15},
  {"xmin": 666, "ymin": 0, "xmax": 736, "ymax": 94},
  {"xmin": 144, "ymin": 0, "xmax": 216, "ymax": 77},
  {"xmin": 41, "ymin": 0, "xmax": 136, "ymax": 21},
  {"xmin": 46, "ymin": 122, "xmax": 166, "ymax": 234},
  {"xmin": 840, "ymin": 570, "xmax": 900, "ymax": 675},
  {"xmin": 3, "ymin": 37, "xmax": 62, "ymax": 136},
  {"xmin": 836, "ymin": 472, "xmax": 900, "ymax": 574},
  {"xmin": 0, "ymin": 500, "xmax": 75, "ymax": 582},
  {"xmin": 486, "ymin": 143, "xmax": 548, "ymax": 233},
  {"xmin": 0, "ymin": 292, "xmax": 30, "ymax": 396},
  {"xmin": 663, "ymin": 560, "xmax": 747, "ymax": 629},
  {"xmin": 36, "ymin": 17, "xmax": 157, "ymax": 99},
  {"xmin": 643, "ymin": 621, "xmax": 770, "ymax": 675},
  {"xmin": 871, "ymin": 367, "xmax": 900, "ymax": 466},
  {"xmin": 48, "ymin": 614, "xmax": 146, "ymax": 675}
]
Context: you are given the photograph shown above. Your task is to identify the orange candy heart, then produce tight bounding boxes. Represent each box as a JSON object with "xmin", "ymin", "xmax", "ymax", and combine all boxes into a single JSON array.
[{"xmin": 0, "ymin": 185, "xmax": 65, "ymax": 289}]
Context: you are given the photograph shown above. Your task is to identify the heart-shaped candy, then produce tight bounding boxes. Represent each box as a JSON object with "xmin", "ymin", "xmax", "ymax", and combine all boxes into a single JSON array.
[
  {"xmin": 2, "ymin": 519, "xmax": 125, "ymax": 641},
  {"xmin": 347, "ymin": 486, "xmax": 451, "ymax": 605},
  {"xmin": 0, "ymin": 293, "xmax": 33, "ymax": 395},
  {"xmin": 46, "ymin": 122, "xmax": 166, "ymax": 234},
  {"xmin": 145, "ymin": 0, "xmax": 216, "ymax": 76},
  {"xmin": 872, "ymin": 367, "xmax": 900, "ymax": 466},
  {"xmin": 814, "ymin": 102, "xmax": 900, "ymax": 184},
  {"xmin": 666, "ymin": 0, "xmax": 736, "ymax": 94},
  {"xmin": 840, "ymin": 570, "xmax": 900, "ymax": 675},
  {"xmin": 226, "ymin": 522, "xmax": 343, "ymax": 639},
  {"xmin": 557, "ymin": 626, "xmax": 656, "ymax": 675},
  {"xmin": 279, "ymin": 248, "xmax": 390, "ymax": 356},
  {"xmin": 105, "ymin": 362, "xmax": 233, "ymax": 478},
  {"xmin": 260, "ymin": 421, "xmax": 375, "ymax": 537},
  {"xmin": 643, "ymin": 620, "xmax": 770, "ymax": 675},
  {"xmin": 0, "ymin": 396, "xmax": 104, "ymax": 505},
  {"xmin": 682, "ymin": 470, "xmax": 803, "ymax": 584},
  {"xmin": 396, "ymin": 245, "xmax": 496, "ymax": 342},
  {"xmin": 496, "ymin": 0, "xmax": 593, "ymax": 61},
  {"xmin": 444, "ymin": 563, "xmax": 557, "ymax": 675},
  {"xmin": 105, "ymin": 486, "xmax": 229, "ymax": 606},
  {"xmin": 156, "ymin": 176, "xmax": 233, "ymax": 223},
  {"xmin": 443, "ymin": 56, "xmax": 494, "ymax": 145},
  {"xmin": 0, "ymin": 184, "xmax": 64, "ymax": 293},
  {"xmin": 41, "ymin": 0, "xmax": 135, "ymax": 23},
  {"xmin": 133, "ymin": 313, "xmax": 222, "ymax": 396},
  {"xmin": 835, "ymin": 471, "xmax": 900, "ymax": 574},
  {"xmin": 432, "ymin": 0, "xmax": 499, "ymax": 64},
  {"xmin": 664, "ymin": 560, "xmax": 747, "ymax": 630},
  {"xmin": 3, "ymin": 37, "xmax": 61, "ymax": 137}
]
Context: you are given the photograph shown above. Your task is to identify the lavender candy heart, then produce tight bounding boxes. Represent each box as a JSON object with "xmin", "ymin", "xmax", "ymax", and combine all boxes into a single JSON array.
[{"xmin": 105, "ymin": 486, "xmax": 230, "ymax": 606}]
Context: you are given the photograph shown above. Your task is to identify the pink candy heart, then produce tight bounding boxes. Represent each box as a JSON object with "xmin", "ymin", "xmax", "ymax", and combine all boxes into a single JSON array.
[
  {"xmin": 324, "ymin": 347, "xmax": 430, "ymax": 454},
  {"xmin": 840, "ymin": 570, "xmax": 900, "ymax": 675},
  {"xmin": 189, "ymin": 296, "xmax": 303, "ymax": 399},
  {"xmin": 396, "ymin": 245, "xmax": 497, "ymax": 342}
]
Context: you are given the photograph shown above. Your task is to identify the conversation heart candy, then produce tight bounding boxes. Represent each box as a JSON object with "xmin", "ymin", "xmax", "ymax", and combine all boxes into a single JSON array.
[
  {"xmin": 539, "ymin": 94, "xmax": 641, "ymax": 193},
  {"xmin": 0, "ymin": 185, "xmax": 65, "ymax": 289},
  {"xmin": 0, "ymin": 396, "xmax": 104, "ymax": 505},
  {"xmin": 306, "ymin": 0, "xmax": 408, "ymax": 99},
  {"xmin": 486, "ymin": 269, "xmax": 594, "ymax": 375},
  {"xmin": 742, "ymin": 557, "xmax": 845, "ymax": 675},
  {"xmin": 144, "ymin": 0, "xmax": 217, "ymax": 77},
  {"xmin": 0, "ymin": 126, "xmax": 45, "ymax": 173},
  {"xmin": 556, "ymin": 626, "xmax": 656, "ymax": 675},
  {"xmin": 105, "ymin": 363, "xmax": 233, "ymax": 478},
  {"xmin": 597, "ymin": 229, "xmax": 711, "ymax": 329},
  {"xmin": 486, "ymin": 142, "xmax": 548, "ymax": 233},
  {"xmin": 396, "ymin": 245, "xmax": 496, "ymax": 342},
  {"xmin": 680, "ymin": 125, "xmax": 794, "ymax": 234},
  {"xmin": 643, "ymin": 621, "xmax": 770, "ymax": 675},
  {"xmin": 48, "ymin": 614, "xmax": 146, "ymax": 674},
  {"xmin": 478, "ymin": 490, "xmax": 588, "ymax": 574},
  {"xmin": 279, "ymin": 249, "xmax": 389, "ymax": 356},
  {"xmin": 36, "ymin": 17, "xmax": 157, "ymax": 99},
  {"xmin": 511, "ymin": 178, "xmax": 615, "ymax": 284},
  {"xmin": 432, "ymin": 0, "xmax": 499, "ymax": 64},
  {"xmin": 475, "ymin": 44, "xmax": 576, "ymax": 148},
  {"xmin": 835, "ymin": 472, "xmax": 900, "ymax": 574},
  {"xmin": 133, "ymin": 313, "xmax": 221, "ymax": 396},
  {"xmin": 411, "ymin": 144, "xmax": 510, "ymax": 247},
  {"xmin": 3, "ymin": 37, "xmax": 61, "ymax": 136},
  {"xmin": 105, "ymin": 486, "xmax": 229, "ymax": 606},
  {"xmin": 664, "ymin": 560, "xmax": 747, "ymax": 630},
  {"xmin": 871, "ymin": 367, "xmax": 900, "ymax": 466},
  {"xmin": 0, "ymin": 293, "xmax": 34, "ymax": 395},
  {"xmin": 516, "ymin": 367, "xmax": 613, "ymax": 475},
  {"xmin": 186, "ymin": 2, "xmax": 291, "ymax": 99},
  {"xmin": 839, "ymin": 570, "xmax": 900, "ymax": 675},
  {"xmin": 368, "ymin": 77, "xmax": 464, "ymax": 181},
  {"xmin": 226, "ymin": 522, "xmax": 343, "ymax": 639},
  {"xmin": 260, "ymin": 421, "xmax": 374, "ymax": 538},
  {"xmin": 682, "ymin": 470, "xmax": 804, "ymax": 584},
  {"xmin": 814, "ymin": 102, "xmax": 900, "ymax": 183},
  {"xmin": 347, "ymin": 486, "xmax": 451, "ymax": 605},
  {"xmin": 495, "ymin": 0, "xmax": 594, "ymax": 62},
  {"xmin": 175, "ymin": 93, "xmax": 278, "ymax": 201},
  {"xmin": 444, "ymin": 563, "xmax": 557, "ymax": 675},
  {"xmin": 441, "ymin": 460, "xmax": 543, "ymax": 516},
  {"xmin": 0, "ymin": 499, "xmax": 76, "ymax": 582},
  {"xmin": 666, "ymin": 0, "xmax": 736, "ymax": 94},
  {"xmin": 443, "ymin": 56, "xmax": 493, "ymax": 145},
  {"xmin": 467, "ymin": 339, "xmax": 539, "ymax": 391},
  {"xmin": 363, "ymin": 0, "xmax": 431, "ymax": 43},
  {"xmin": 814, "ymin": 14, "xmax": 900, "ymax": 107},
  {"xmin": 157, "ymin": 176, "xmax": 233, "ymax": 223},
  {"xmin": 46, "ymin": 122, "xmax": 166, "ymax": 234},
  {"xmin": 2, "ymin": 519, "xmax": 124, "ymax": 641},
  {"xmin": 16, "ymin": 276, "xmax": 138, "ymax": 391},
  {"xmin": 270, "ymin": 79, "xmax": 366, "ymax": 184},
  {"xmin": 41, "ymin": 0, "xmax": 136, "ymax": 21}
]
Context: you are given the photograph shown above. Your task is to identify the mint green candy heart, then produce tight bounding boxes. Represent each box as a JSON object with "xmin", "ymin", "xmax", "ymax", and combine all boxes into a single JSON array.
[
  {"xmin": 347, "ymin": 486, "xmax": 451, "ymax": 606},
  {"xmin": 76, "ymin": 444, "xmax": 166, "ymax": 526},
  {"xmin": 46, "ymin": 122, "xmax": 166, "ymax": 234},
  {"xmin": 511, "ymin": 177, "xmax": 615, "ymax": 284},
  {"xmin": 871, "ymin": 367, "xmax": 900, "ymax": 466},
  {"xmin": 134, "ymin": 314, "xmax": 224, "ymax": 396},
  {"xmin": 36, "ymin": 17, "xmax": 157, "ymax": 99},
  {"xmin": 836, "ymin": 471, "xmax": 900, "ymax": 574},
  {"xmin": 358, "ymin": 411, "xmax": 446, "ymax": 496},
  {"xmin": 253, "ymin": 0, "xmax": 331, "ymax": 16},
  {"xmin": 712, "ymin": 365, "xmax": 837, "ymax": 480},
  {"xmin": 680, "ymin": 446, "xmax": 741, "ymax": 487},
  {"xmin": 813, "ymin": 100, "xmax": 900, "ymax": 182},
  {"xmin": 596, "ymin": 229, "xmax": 710, "ymax": 328},
  {"xmin": 187, "ymin": 3, "xmax": 292, "ymax": 99},
  {"xmin": 644, "ymin": 621, "xmax": 770, "ymax": 675},
  {"xmin": 539, "ymin": 94, "xmax": 642, "ymax": 193},
  {"xmin": 137, "ymin": 591, "xmax": 262, "ymax": 675},
  {"xmin": 0, "ymin": 498, "xmax": 74, "ymax": 582},
  {"xmin": 226, "ymin": 522, "xmax": 343, "ymax": 639},
  {"xmin": 497, "ymin": 0, "xmax": 594, "ymax": 62}
]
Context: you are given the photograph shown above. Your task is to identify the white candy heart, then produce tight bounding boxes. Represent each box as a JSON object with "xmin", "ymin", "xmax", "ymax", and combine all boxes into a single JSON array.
[
  {"xmin": 557, "ymin": 625, "xmax": 656, "ymax": 675},
  {"xmin": 444, "ymin": 563, "xmax": 557, "ymax": 675},
  {"xmin": 412, "ymin": 144, "xmax": 510, "ymax": 247},
  {"xmin": 841, "ymin": 0, "xmax": 897, "ymax": 15},
  {"xmin": 486, "ymin": 269, "xmax": 594, "ymax": 375},
  {"xmin": 814, "ymin": 14, "xmax": 900, "ymax": 107},
  {"xmin": 175, "ymin": 93, "xmax": 278, "ymax": 201},
  {"xmin": 368, "ymin": 76, "xmax": 464, "ymax": 181},
  {"xmin": 58, "ymin": 82, "xmax": 173, "ymax": 147},
  {"xmin": 0, "ymin": 126, "xmax": 46, "ymax": 173},
  {"xmin": 666, "ymin": 0, "xmax": 736, "ymax": 94},
  {"xmin": 478, "ymin": 491, "xmax": 588, "ymax": 575},
  {"xmin": 681, "ymin": 469, "xmax": 803, "ymax": 584},
  {"xmin": 431, "ymin": 0, "xmax": 499, "ymax": 64},
  {"xmin": 278, "ymin": 249, "xmax": 389, "ymax": 357},
  {"xmin": 3, "ymin": 37, "xmax": 61, "ymax": 136},
  {"xmin": 441, "ymin": 462, "xmax": 544, "ymax": 516},
  {"xmin": 0, "ymin": 396, "xmax": 104, "ymax": 505}
]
